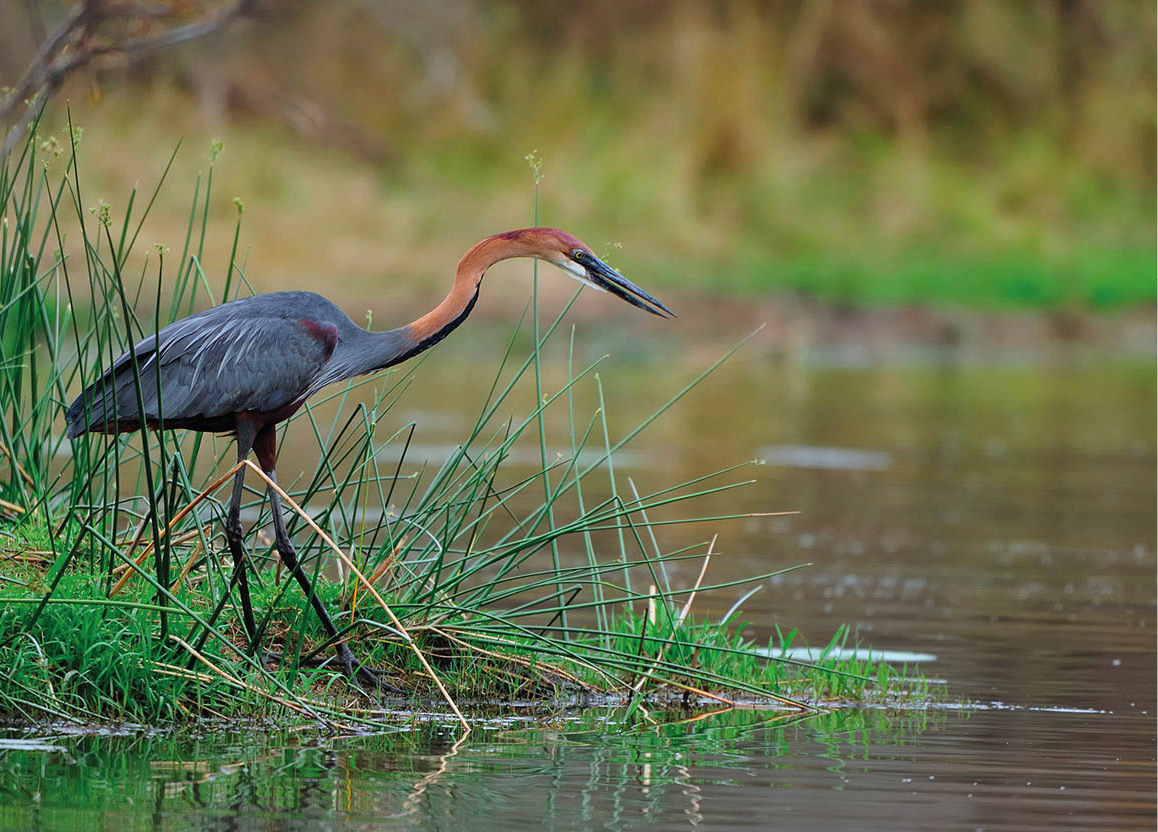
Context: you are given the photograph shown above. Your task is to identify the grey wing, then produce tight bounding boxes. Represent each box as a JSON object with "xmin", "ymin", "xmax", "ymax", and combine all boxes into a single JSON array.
[{"xmin": 66, "ymin": 315, "xmax": 337, "ymax": 435}]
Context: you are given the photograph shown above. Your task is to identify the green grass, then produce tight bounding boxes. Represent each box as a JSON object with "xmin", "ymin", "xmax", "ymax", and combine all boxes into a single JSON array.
[
  {"xmin": 0, "ymin": 128, "xmax": 935, "ymax": 728},
  {"xmin": 711, "ymin": 245, "xmax": 1157, "ymax": 309},
  {"xmin": 0, "ymin": 555, "xmax": 932, "ymax": 724}
]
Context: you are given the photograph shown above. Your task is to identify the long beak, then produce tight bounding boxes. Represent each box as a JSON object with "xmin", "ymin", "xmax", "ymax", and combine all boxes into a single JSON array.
[{"xmin": 587, "ymin": 256, "xmax": 677, "ymax": 319}]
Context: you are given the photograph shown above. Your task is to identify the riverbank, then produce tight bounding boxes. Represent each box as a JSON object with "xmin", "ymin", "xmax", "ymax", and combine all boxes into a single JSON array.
[{"xmin": 0, "ymin": 541, "xmax": 932, "ymax": 729}]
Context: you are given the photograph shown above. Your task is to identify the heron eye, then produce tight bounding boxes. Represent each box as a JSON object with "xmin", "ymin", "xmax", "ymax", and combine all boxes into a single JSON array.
[{"xmin": 572, "ymin": 249, "xmax": 585, "ymax": 261}]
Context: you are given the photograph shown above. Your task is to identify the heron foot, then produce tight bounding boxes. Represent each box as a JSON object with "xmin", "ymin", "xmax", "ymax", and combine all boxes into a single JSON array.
[
  {"xmin": 337, "ymin": 642, "xmax": 405, "ymax": 697},
  {"xmin": 261, "ymin": 644, "xmax": 404, "ymax": 697}
]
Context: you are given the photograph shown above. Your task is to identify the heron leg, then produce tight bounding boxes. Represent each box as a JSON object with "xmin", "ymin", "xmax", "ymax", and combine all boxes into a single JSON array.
[
  {"xmin": 254, "ymin": 425, "xmax": 400, "ymax": 695},
  {"xmin": 226, "ymin": 422, "xmax": 260, "ymax": 650}
]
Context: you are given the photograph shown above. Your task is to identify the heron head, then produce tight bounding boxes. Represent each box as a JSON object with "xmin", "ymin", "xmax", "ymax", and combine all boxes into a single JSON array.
[{"xmin": 527, "ymin": 228, "xmax": 676, "ymax": 319}]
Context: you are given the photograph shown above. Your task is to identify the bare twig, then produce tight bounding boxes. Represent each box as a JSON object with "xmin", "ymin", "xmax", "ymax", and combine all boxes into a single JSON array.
[{"xmin": 1, "ymin": 0, "xmax": 259, "ymax": 159}]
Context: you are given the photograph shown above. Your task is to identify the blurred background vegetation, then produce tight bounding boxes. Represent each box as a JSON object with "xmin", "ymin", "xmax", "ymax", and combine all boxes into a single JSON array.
[{"xmin": 2, "ymin": 0, "xmax": 1154, "ymax": 322}]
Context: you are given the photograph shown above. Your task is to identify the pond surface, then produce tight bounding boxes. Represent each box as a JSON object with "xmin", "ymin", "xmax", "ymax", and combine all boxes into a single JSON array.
[{"xmin": 3, "ymin": 328, "xmax": 1156, "ymax": 829}]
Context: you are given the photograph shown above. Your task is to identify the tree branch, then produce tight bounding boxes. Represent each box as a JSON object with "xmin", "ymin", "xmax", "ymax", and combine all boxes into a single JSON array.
[{"xmin": 1, "ymin": 0, "xmax": 259, "ymax": 160}]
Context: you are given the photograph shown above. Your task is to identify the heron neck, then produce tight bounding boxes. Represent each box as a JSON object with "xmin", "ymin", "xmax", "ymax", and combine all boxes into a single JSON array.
[
  {"xmin": 364, "ymin": 237, "xmax": 532, "ymax": 373},
  {"xmin": 396, "ymin": 236, "xmax": 541, "ymax": 362},
  {"xmin": 348, "ymin": 233, "xmax": 549, "ymax": 378}
]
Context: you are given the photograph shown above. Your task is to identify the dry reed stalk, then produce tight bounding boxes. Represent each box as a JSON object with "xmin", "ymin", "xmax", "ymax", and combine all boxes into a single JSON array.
[
  {"xmin": 630, "ymin": 538, "xmax": 714, "ymax": 694},
  {"xmin": 240, "ymin": 461, "xmax": 468, "ymax": 730},
  {"xmin": 676, "ymin": 537, "xmax": 715, "ymax": 628},
  {"xmin": 110, "ymin": 460, "xmax": 245, "ymax": 596},
  {"xmin": 169, "ymin": 634, "xmax": 339, "ymax": 726},
  {"xmin": 429, "ymin": 625, "xmax": 590, "ymax": 691},
  {"xmin": 149, "ymin": 660, "xmax": 215, "ymax": 684},
  {"xmin": 114, "ymin": 529, "xmax": 202, "ymax": 575},
  {"xmin": 169, "ymin": 540, "xmax": 204, "ymax": 592},
  {"xmin": 350, "ymin": 534, "xmax": 407, "ymax": 619},
  {"xmin": 0, "ymin": 444, "xmax": 35, "ymax": 489}
]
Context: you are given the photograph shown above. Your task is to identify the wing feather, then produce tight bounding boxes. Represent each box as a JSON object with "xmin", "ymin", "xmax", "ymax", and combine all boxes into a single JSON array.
[{"xmin": 67, "ymin": 312, "xmax": 337, "ymax": 436}]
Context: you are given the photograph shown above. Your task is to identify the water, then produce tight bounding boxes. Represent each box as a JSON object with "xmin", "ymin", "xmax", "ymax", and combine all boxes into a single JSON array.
[
  {"xmin": 4, "ymin": 706, "xmax": 1148, "ymax": 830},
  {"xmin": 2, "ymin": 332, "xmax": 1155, "ymax": 829}
]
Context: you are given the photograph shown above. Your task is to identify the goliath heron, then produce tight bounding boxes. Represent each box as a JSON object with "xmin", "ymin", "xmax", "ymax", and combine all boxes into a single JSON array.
[{"xmin": 66, "ymin": 227, "xmax": 675, "ymax": 689}]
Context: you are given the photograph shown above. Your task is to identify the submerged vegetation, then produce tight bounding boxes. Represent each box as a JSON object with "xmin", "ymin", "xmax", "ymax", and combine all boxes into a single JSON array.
[{"xmin": 0, "ymin": 129, "xmax": 932, "ymax": 728}]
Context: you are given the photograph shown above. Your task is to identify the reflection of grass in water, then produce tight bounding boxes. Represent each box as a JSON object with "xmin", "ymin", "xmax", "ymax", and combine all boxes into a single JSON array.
[
  {"xmin": 0, "ymin": 129, "xmax": 932, "ymax": 727},
  {"xmin": 0, "ymin": 707, "xmax": 950, "ymax": 825}
]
